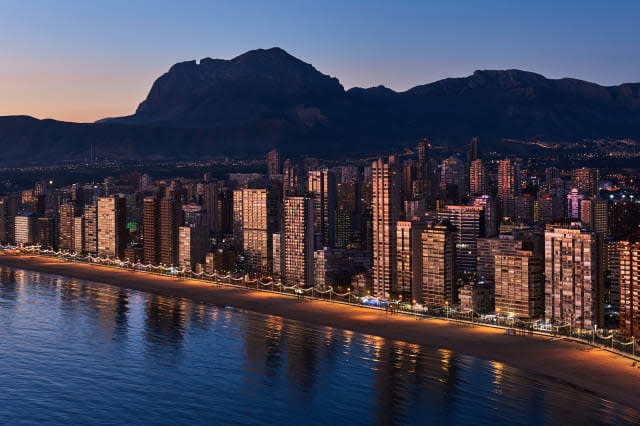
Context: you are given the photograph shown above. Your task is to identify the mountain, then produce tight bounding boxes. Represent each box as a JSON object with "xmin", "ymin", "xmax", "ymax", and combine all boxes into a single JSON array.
[{"xmin": 1, "ymin": 47, "xmax": 640, "ymax": 165}]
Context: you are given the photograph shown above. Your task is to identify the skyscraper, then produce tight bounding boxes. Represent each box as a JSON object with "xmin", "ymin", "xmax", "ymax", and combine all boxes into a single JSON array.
[
  {"xmin": 37, "ymin": 217, "xmax": 55, "ymax": 250},
  {"xmin": 97, "ymin": 196, "xmax": 127, "ymax": 259},
  {"xmin": 567, "ymin": 188, "xmax": 584, "ymax": 219},
  {"xmin": 469, "ymin": 159, "xmax": 488, "ymax": 196},
  {"xmin": 477, "ymin": 235, "xmax": 537, "ymax": 294},
  {"xmin": 307, "ymin": 168, "xmax": 336, "ymax": 248},
  {"xmin": 580, "ymin": 198, "xmax": 609, "ymax": 237},
  {"xmin": 617, "ymin": 240, "xmax": 640, "ymax": 337},
  {"xmin": 178, "ymin": 224, "xmax": 209, "ymax": 271},
  {"xmin": 267, "ymin": 149, "xmax": 280, "ymax": 177},
  {"xmin": 232, "ymin": 189, "xmax": 244, "ymax": 249},
  {"xmin": 473, "ymin": 195, "xmax": 497, "ymax": 237},
  {"xmin": 467, "ymin": 136, "xmax": 480, "ymax": 162},
  {"xmin": 272, "ymin": 232, "xmax": 284, "ymax": 280},
  {"xmin": 283, "ymin": 196, "xmax": 314, "ymax": 287},
  {"xmin": 437, "ymin": 205, "xmax": 484, "ymax": 274},
  {"xmin": 372, "ymin": 156, "xmax": 401, "ymax": 299},
  {"xmin": 440, "ymin": 156, "xmax": 466, "ymax": 200},
  {"xmin": 283, "ymin": 160, "xmax": 298, "ymax": 196},
  {"xmin": 204, "ymin": 182, "xmax": 219, "ymax": 234},
  {"xmin": 84, "ymin": 204, "xmax": 98, "ymax": 255},
  {"xmin": 413, "ymin": 221, "xmax": 457, "ymax": 307},
  {"xmin": 143, "ymin": 197, "xmax": 160, "ymax": 264},
  {"xmin": 544, "ymin": 225, "xmax": 603, "ymax": 328},
  {"xmin": 494, "ymin": 249, "xmax": 544, "ymax": 320},
  {"xmin": 497, "ymin": 159, "xmax": 519, "ymax": 218},
  {"xmin": 572, "ymin": 168, "xmax": 600, "ymax": 196},
  {"xmin": 159, "ymin": 198, "xmax": 182, "ymax": 266},
  {"xmin": 396, "ymin": 221, "xmax": 413, "ymax": 298},
  {"xmin": 59, "ymin": 203, "xmax": 75, "ymax": 252},
  {"xmin": 242, "ymin": 188, "xmax": 278, "ymax": 275},
  {"xmin": 73, "ymin": 216, "xmax": 85, "ymax": 254},
  {"xmin": 0, "ymin": 196, "xmax": 17, "ymax": 244},
  {"xmin": 14, "ymin": 214, "xmax": 37, "ymax": 246}
]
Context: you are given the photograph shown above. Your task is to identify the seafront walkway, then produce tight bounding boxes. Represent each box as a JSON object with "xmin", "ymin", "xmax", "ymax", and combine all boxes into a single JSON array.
[{"xmin": 1, "ymin": 244, "xmax": 637, "ymax": 363}]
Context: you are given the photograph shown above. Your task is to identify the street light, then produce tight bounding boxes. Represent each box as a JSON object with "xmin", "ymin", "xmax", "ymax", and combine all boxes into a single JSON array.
[
  {"xmin": 445, "ymin": 301, "xmax": 449, "ymax": 320},
  {"xmin": 412, "ymin": 299, "xmax": 417, "ymax": 320}
]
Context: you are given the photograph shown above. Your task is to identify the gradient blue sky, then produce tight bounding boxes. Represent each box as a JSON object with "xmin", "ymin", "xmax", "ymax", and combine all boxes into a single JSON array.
[{"xmin": 1, "ymin": 0, "xmax": 639, "ymax": 122}]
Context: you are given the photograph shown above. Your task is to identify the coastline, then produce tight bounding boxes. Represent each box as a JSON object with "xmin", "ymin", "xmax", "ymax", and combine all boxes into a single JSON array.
[{"xmin": 1, "ymin": 254, "xmax": 639, "ymax": 408}]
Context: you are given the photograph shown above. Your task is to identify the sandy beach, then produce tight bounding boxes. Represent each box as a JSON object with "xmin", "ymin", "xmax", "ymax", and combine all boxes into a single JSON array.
[{"xmin": 1, "ymin": 254, "xmax": 639, "ymax": 408}]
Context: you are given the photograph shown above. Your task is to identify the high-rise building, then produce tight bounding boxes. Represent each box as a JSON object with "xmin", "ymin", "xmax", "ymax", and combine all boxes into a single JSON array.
[
  {"xmin": 37, "ymin": 217, "xmax": 55, "ymax": 249},
  {"xmin": 580, "ymin": 198, "xmax": 609, "ymax": 237},
  {"xmin": 143, "ymin": 198, "xmax": 160, "ymax": 264},
  {"xmin": 159, "ymin": 198, "xmax": 182, "ymax": 266},
  {"xmin": 14, "ymin": 214, "xmax": 37, "ymax": 245},
  {"xmin": 514, "ymin": 194, "xmax": 535, "ymax": 224},
  {"xmin": 97, "ymin": 196, "xmax": 127, "ymax": 259},
  {"xmin": 283, "ymin": 160, "xmax": 298, "ymax": 196},
  {"xmin": 473, "ymin": 195, "xmax": 497, "ymax": 237},
  {"xmin": 232, "ymin": 189, "xmax": 244, "ymax": 249},
  {"xmin": 545, "ymin": 167, "xmax": 560, "ymax": 184},
  {"xmin": 494, "ymin": 250, "xmax": 544, "ymax": 320},
  {"xmin": 609, "ymin": 202, "xmax": 640, "ymax": 239},
  {"xmin": 396, "ymin": 221, "xmax": 413, "ymax": 298},
  {"xmin": 497, "ymin": 159, "xmax": 519, "ymax": 218},
  {"xmin": 84, "ymin": 204, "xmax": 98, "ymax": 255},
  {"xmin": 395, "ymin": 219, "xmax": 430, "ymax": 299},
  {"xmin": 73, "ymin": 216, "xmax": 85, "ymax": 254},
  {"xmin": 308, "ymin": 168, "xmax": 336, "ymax": 248},
  {"xmin": 334, "ymin": 210, "xmax": 351, "ymax": 249},
  {"xmin": 204, "ymin": 182, "xmax": 219, "ymax": 234},
  {"xmin": 402, "ymin": 161, "xmax": 417, "ymax": 199},
  {"xmin": 272, "ymin": 232, "xmax": 284, "ymax": 280},
  {"xmin": 538, "ymin": 193, "xmax": 564, "ymax": 223},
  {"xmin": 617, "ymin": 240, "xmax": 640, "ymax": 337},
  {"xmin": 544, "ymin": 225, "xmax": 603, "ymax": 328},
  {"xmin": 467, "ymin": 137, "xmax": 480, "ymax": 162},
  {"xmin": 417, "ymin": 138, "xmax": 430, "ymax": 173},
  {"xmin": 267, "ymin": 149, "xmax": 280, "ymax": 177},
  {"xmin": 178, "ymin": 224, "xmax": 209, "ymax": 271},
  {"xmin": 217, "ymin": 187, "xmax": 234, "ymax": 234},
  {"xmin": 440, "ymin": 156, "xmax": 466, "ymax": 200},
  {"xmin": 567, "ymin": 188, "xmax": 584, "ymax": 219},
  {"xmin": 437, "ymin": 205, "xmax": 484, "ymax": 274},
  {"xmin": 372, "ymin": 157, "xmax": 401, "ymax": 298},
  {"xmin": 572, "ymin": 168, "xmax": 600, "ymax": 196},
  {"xmin": 242, "ymin": 188, "xmax": 278, "ymax": 275},
  {"xmin": 0, "ymin": 196, "xmax": 18, "ymax": 244},
  {"xmin": 469, "ymin": 159, "xmax": 488, "ymax": 196},
  {"xmin": 413, "ymin": 221, "xmax": 457, "ymax": 307},
  {"xmin": 59, "ymin": 203, "xmax": 75, "ymax": 252},
  {"xmin": 283, "ymin": 196, "xmax": 314, "ymax": 287},
  {"xmin": 476, "ymin": 234, "xmax": 538, "ymax": 294}
]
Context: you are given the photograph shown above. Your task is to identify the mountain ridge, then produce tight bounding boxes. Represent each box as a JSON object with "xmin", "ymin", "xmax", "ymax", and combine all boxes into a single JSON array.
[{"xmin": 1, "ymin": 47, "xmax": 640, "ymax": 166}]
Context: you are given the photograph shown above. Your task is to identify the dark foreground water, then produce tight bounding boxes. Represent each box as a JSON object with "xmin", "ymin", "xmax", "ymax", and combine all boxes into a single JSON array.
[{"xmin": 0, "ymin": 267, "xmax": 638, "ymax": 425}]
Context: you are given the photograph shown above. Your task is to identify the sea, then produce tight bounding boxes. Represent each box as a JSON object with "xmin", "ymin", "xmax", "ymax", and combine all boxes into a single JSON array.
[{"xmin": 0, "ymin": 267, "xmax": 638, "ymax": 425}]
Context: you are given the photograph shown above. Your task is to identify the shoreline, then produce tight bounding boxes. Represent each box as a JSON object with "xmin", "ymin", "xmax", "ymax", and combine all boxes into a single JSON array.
[{"xmin": 1, "ymin": 254, "xmax": 640, "ymax": 408}]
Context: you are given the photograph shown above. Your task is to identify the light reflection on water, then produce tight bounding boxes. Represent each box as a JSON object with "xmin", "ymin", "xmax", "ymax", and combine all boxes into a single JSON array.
[{"xmin": 0, "ymin": 267, "xmax": 638, "ymax": 425}]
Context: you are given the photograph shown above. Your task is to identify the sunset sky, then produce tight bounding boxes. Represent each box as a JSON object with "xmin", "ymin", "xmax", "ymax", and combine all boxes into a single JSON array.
[{"xmin": 2, "ymin": 0, "xmax": 639, "ymax": 123}]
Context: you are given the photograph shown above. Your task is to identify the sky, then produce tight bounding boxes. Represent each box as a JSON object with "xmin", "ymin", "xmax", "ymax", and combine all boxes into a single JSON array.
[{"xmin": 1, "ymin": 0, "xmax": 639, "ymax": 123}]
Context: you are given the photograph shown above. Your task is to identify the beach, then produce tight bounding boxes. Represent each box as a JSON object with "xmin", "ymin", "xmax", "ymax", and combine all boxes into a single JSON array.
[{"xmin": 1, "ymin": 253, "xmax": 639, "ymax": 409}]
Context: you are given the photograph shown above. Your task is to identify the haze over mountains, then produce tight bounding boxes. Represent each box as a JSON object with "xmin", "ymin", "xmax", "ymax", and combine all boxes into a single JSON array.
[{"xmin": 2, "ymin": 47, "xmax": 640, "ymax": 166}]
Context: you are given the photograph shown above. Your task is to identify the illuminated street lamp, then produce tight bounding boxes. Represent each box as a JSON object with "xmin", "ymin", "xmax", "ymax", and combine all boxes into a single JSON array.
[{"xmin": 445, "ymin": 301, "xmax": 449, "ymax": 320}]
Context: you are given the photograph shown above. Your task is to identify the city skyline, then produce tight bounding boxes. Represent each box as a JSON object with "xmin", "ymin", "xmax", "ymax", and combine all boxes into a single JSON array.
[{"xmin": 2, "ymin": 1, "xmax": 640, "ymax": 122}]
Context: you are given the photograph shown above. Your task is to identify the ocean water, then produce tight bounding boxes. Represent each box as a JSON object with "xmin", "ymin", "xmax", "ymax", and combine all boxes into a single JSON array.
[{"xmin": 0, "ymin": 266, "xmax": 638, "ymax": 425}]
